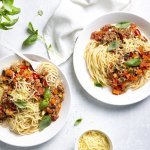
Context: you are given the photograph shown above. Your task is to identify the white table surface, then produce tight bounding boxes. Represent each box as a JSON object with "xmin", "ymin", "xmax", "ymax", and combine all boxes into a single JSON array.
[{"xmin": 0, "ymin": 0, "xmax": 150, "ymax": 150}]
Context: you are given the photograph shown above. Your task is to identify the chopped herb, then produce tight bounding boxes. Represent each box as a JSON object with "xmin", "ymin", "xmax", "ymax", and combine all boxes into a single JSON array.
[
  {"xmin": 14, "ymin": 99, "xmax": 27, "ymax": 109},
  {"xmin": 39, "ymin": 115, "xmax": 51, "ymax": 131},
  {"xmin": 39, "ymin": 99, "xmax": 49, "ymax": 110},
  {"xmin": 94, "ymin": 82, "xmax": 103, "ymax": 87},
  {"xmin": 116, "ymin": 21, "xmax": 131, "ymax": 29},
  {"xmin": 74, "ymin": 118, "xmax": 82, "ymax": 126},
  {"xmin": 125, "ymin": 58, "xmax": 141, "ymax": 67},
  {"xmin": 37, "ymin": 10, "xmax": 43, "ymax": 16},
  {"xmin": 107, "ymin": 41, "xmax": 119, "ymax": 51}
]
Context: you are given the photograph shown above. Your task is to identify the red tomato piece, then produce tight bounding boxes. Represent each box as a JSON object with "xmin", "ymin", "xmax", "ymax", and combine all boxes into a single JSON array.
[{"xmin": 33, "ymin": 73, "xmax": 40, "ymax": 79}]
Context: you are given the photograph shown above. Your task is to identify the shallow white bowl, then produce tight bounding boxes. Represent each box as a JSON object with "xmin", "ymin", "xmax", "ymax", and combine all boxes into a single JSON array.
[
  {"xmin": 0, "ymin": 54, "xmax": 71, "ymax": 147},
  {"xmin": 74, "ymin": 129, "xmax": 113, "ymax": 150},
  {"xmin": 73, "ymin": 12, "xmax": 150, "ymax": 105}
]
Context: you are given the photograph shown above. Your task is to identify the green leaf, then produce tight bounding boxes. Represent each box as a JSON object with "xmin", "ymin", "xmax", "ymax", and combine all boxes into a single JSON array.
[
  {"xmin": 2, "ymin": 14, "xmax": 10, "ymax": 21},
  {"xmin": 44, "ymin": 88, "xmax": 51, "ymax": 100},
  {"xmin": 27, "ymin": 22, "xmax": 35, "ymax": 34},
  {"xmin": 37, "ymin": 10, "xmax": 43, "ymax": 16},
  {"xmin": 14, "ymin": 99, "xmax": 27, "ymax": 109},
  {"xmin": 3, "ymin": 0, "xmax": 14, "ymax": 11},
  {"xmin": 39, "ymin": 99, "xmax": 49, "ymax": 110},
  {"xmin": 116, "ymin": 21, "xmax": 131, "ymax": 29},
  {"xmin": 0, "ymin": 16, "xmax": 2, "ymax": 23},
  {"xmin": 39, "ymin": 115, "xmax": 51, "ymax": 131},
  {"xmin": 94, "ymin": 82, "xmax": 103, "ymax": 87},
  {"xmin": 5, "ymin": 6, "xmax": 21, "ymax": 15},
  {"xmin": 22, "ymin": 34, "xmax": 38, "ymax": 47},
  {"xmin": 1, "ymin": 17, "xmax": 18, "ymax": 26},
  {"xmin": 107, "ymin": 41, "xmax": 119, "ymax": 51},
  {"xmin": 74, "ymin": 118, "xmax": 82, "ymax": 126},
  {"xmin": 0, "ymin": 24, "xmax": 11, "ymax": 30},
  {"xmin": 124, "ymin": 58, "xmax": 141, "ymax": 67}
]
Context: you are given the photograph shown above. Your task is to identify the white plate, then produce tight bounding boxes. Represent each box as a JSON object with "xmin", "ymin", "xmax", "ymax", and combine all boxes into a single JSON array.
[
  {"xmin": 73, "ymin": 12, "xmax": 150, "ymax": 105},
  {"xmin": 0, "ymin": 54, "xmax": 71, "ymax": 147}
]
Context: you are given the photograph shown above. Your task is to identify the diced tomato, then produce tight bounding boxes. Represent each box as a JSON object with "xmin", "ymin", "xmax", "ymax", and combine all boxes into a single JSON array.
[
  {"xmin": 112, "ymin": 89, "xmax": 121, "ymax": 95},
  {"xmin": 34, "ymin": 92, "xmax": 39, "ymax": 96},
  {"xmin": 130, "ymin": 23, "xmax": 137, "ymax": 29},
  {"xmin": 43, "ymin": 79, "xmax": 48, "ymax": 87},
  {"xmin": 134, "ymin": 29, "xmax": 141, "ymax": 36},
  {"xmin": 20, "ymin": 65, "xmax": 28, "ymax": 70},
  {"xmin": 32, "ymin": 73, "xmax": 39, "ymax": 79},
  {"xmin": 38, "ymin": 87, "xmax": 44, "ymax": 95}
]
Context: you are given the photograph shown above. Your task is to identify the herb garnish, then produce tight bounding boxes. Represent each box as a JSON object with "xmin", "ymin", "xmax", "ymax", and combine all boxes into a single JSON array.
[
  {"xmin": 14, "ymin": 99, "xmax": 27, "ymax": 109},
  {"xmin": 22, "ymin": 22, "xmax": 52, "ymax": 58},
  {"xmin": 124, "ymin": 58, "xmax": 141, "ymax": 67},
  {"xmin": 116, "ymin": 21, "xmax": 131, "ymax": 29},
  {"xmin": 94, "ymin": 82, "xmax": 103, "ymax": 87},
  {"xmin": 74, "ymin": 118, "xmax": 82, "ymax": 126},
  {"xmin": 0, "ymin": 0, "xmax": 21, "ymax": 30},
  {"xmin": 37, "ymin": 10, "xmax": 43, "ymax": 16},
  {"xmin": 39, "ymin": 115, "xmax": 51, "ymax": 131},
  {"xmin": 107, "ymin": 41, "xmax": 119, "ymax": 51}
]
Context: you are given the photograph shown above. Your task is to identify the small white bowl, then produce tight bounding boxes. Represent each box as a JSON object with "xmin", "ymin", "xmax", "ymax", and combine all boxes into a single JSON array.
[{"xmin": 75, "ymin": 129, "xmax": 113, "ymax": 150}]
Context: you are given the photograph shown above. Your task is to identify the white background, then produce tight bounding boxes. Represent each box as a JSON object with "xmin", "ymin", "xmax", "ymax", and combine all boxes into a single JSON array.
[{"xmin": 0, "ymin": 0, "xmax": 150, "ymax": 150}]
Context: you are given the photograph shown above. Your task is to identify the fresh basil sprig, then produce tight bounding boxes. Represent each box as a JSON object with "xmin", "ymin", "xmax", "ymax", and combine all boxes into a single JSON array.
[
  {"xmin": 39, "ymin": 115, "xmax": 51, "ymax": 131},
  {"xmin": 22, "ymin": 22, "xmax": 52, "ymax": 59},
  {"xmin": 0, "ymin": 0, "xmax": 20, "ymax": 30},
  {"xmin": 22, "ymin": 22, "xmax": 38, "ymax": 47}
]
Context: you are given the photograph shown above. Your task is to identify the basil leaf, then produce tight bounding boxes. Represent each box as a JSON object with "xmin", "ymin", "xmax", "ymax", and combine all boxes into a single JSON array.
[
  {"xmin": 27, "ymin": 22, "xmax": 35, "ymax": 34},
  {"xmin": 39, "ymin": 99, "xmax": 49, "ymax": 110},
  {"xmin": 6, "ymin": 6, "xmax": 21, "ymax": 15},
  {"xmin": 37, "ymin": 10, "xmax": 43, "ymax": 16},
  {"xmin": 74, "ymin": 118, "xmax": 82, "ymax": 126},
  {"xmin": 1, "ymin": 18, "xmax": 18, "ymax": 26},
  {"xmin": 116, "ymin": 21, "xmax": 131, "ymax": 29},
  {"xmin": 39, "ymin": 115, "xmax": 51, "ymax": 131},
  {"xmin": 0, "ymin": 24, "xmax": 11, "ymax": 30},
  {"xmin": 2, "ymin": 14, "xmax": 10, "ymax": 21},
  {"xmin": 3, "ymin": 0, "xmax": 14, "ymax": 11},
  {"xmin": 94, "ymin": 82, "xmax": 103, "ymax": 87},
  {"xmin": 22, "ymin": 34, "xmax": 38, "ymax": 47},
  {"xmin": 107, "ymin": 41, "xmax": 119, "ymax": 51},
  {"xmin": 44, "ymin": 88, "xmax": 51, "ymax": 100},
  {"xmin": 124, "ymin": 58, "xmax": 141, "ymax": 67},
  {"xmin": 14, "ymin": 99, "xmax": 27, "ymax": 109}
]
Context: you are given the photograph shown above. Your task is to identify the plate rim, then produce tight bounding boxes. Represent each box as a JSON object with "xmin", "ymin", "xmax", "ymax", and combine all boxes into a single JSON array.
[{"xmin": 0, "ymin": 53, "xmax": 71, "ymax": 147}]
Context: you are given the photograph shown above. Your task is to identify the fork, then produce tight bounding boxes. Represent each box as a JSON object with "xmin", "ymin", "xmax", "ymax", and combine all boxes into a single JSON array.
[{"xmin": 0, "ymin": 43, "xmax": 40, "ymax": 71}]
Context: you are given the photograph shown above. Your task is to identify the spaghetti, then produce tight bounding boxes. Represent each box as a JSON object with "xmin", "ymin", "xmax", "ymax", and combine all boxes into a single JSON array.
[
  {"xmin": 0, "ymin": 61, "xmax": 65, "ymax": 135},
  {"xmin": 84, "ymin": 22, "xmax": 150, "ymax": 95}
]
